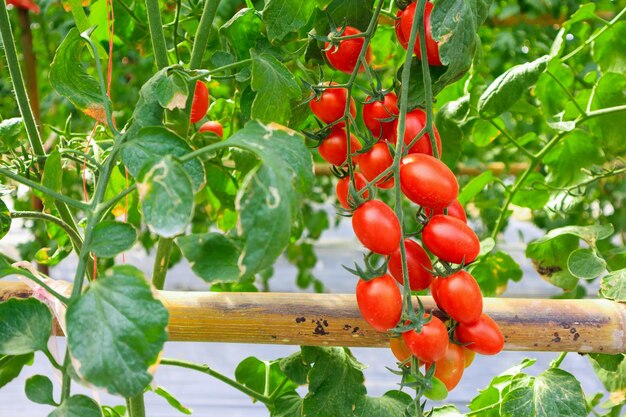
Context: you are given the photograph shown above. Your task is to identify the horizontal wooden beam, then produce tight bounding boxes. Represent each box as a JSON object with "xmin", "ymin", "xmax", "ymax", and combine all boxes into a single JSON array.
[{"xmin": 1, "ymin": 282, "xmax": 624, "ymax": 354}]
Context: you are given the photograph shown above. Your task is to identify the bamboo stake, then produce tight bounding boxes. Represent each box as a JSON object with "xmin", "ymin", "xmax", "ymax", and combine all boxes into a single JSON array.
[{"xmin": 1, "ymin": 282, "xmax": 624, "ymax": 354}]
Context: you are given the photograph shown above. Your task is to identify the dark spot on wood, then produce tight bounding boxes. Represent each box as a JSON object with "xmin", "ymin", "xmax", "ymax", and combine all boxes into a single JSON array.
[
  {"xmin": 534, "ymin": 343, "xmax": 538, "ymax": 347},
  {"xmin": 573, "ymin": 333, "xmax": 580, "ymax": 341},
  {"xmin": 570, "ymin": 328, "xmax": 576, "ymax": 334},
  {"xmin": 271, "ymin": 335, "xmax": 277, "ymax": 339},
  {"xmin": 561, "ymin": 322, "xmax": 571, "ymax": 329},
  {"xmin": 552, "ymin": 336, "xmax": 561, "ymax": 343},
  {"xmin": 313, "ymin": 320, "xmax": 329, "ymax": 336},
  {"xmin": 343, "ymin": 324, "xmax": 352, "ymax": 331},
  {"xmin": 323, "ymin": 320, "xmax": 329, "ymax": 327},
  {"xmin": 295, "ymin": 317, "xmax": 306, "ymax": 324},
  {"xmin": 599, "ymin": 346, "xmax": 603, "ymax": 351},
  {"xmin": 352, "ymin": 327, "xmax": 360, "ymax": 333}
]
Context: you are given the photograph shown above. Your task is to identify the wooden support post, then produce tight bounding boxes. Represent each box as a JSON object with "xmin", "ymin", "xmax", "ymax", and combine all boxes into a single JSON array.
[{"xmin": 1, "ymin": 282, "xmax": 624, "ymax": 354}]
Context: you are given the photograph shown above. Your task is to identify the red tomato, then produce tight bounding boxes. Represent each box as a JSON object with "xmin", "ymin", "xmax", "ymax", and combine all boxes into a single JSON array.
[
  {"xmin": 431, "ymin": 271, "xmax": 482, "ymax": 324},
  {"xmin": 426, "ymin": 343, "xmax": 465, "ymax": 391},
  {"xmin": 400, "ymin": 154, "xmax": 458, "ymax": 210},
  {"xmin": 400, "ymin": 2, "xmax": 442, "ymax": 66},
  {"xmin": 456, "ymin": 314, "xmax": 504, "ymax": 355},
  {"xmin": 389, "ymin": 109, "xmax": 442, "ymax": 156},
  {"xmin": 402, "ymin": 315, "xmax": 449, "ymax": 363},
  {"xmin": 309, "ymin": 82, "xmax": 356, "ymax": 124},
  {"xmin": 190, "ymin": 81, "xmax": 209, "ymax": 124},
  {"xmin": 359, "ymin": 142, "xmax": 395, "ymax": 189},
  {"xmin": 390, "ymin": 336, "xmax": 412, "ymax": 363},
  {"xmin": 422, "ymin": 215, "xmax": 480, "ymax": 264},
  {"xmin": 198, "ymin": 121, "xmax": 223, "ymax": 138},
  {"xmin": 336, "ymin": 173, "xmax": 369, "ymax": 209},
  {"xmin": 356, "ymin": 275, "xmax": 402, "ymax": 332},
  {"xmin": 318, "ymin": 126, "xmax": 361, "ymax": 166},
  {"xmin": 395, "ymin": 10, "xmax": 408, "ymax": 49},
  {"xmin": 463, "ymin": 348, "xmax": 476, "ymax": 368},
  {"xmin": 352, "ymin": 200, "xmax": 401, "ymax": 255},
  {"xmin": 7, "ymin": 0, "xmax": 40, "ymax": 13},
  {"xmin": 424, "ymin": 200, "xmax": 467, "ymax": 223},
  {"xmin": 388, "ymin": 239, "xmax": 433, "ymax": 291},
  {"xmin": 362, "ymin": 93, "xmax": 399, "ymax": 140},
  {"xmin": 325, "ymin": 26, "xmax": 372, "ymax": 74}
]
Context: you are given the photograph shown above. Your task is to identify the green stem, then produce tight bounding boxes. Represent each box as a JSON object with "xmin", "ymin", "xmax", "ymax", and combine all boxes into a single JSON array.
[
  {"xmin": 160, "ymin": 358, "xmax": 271, "ymax": 405},
  {"xmin": 151, "ymin": 237, "xmax": 174, "ymax": 290},
  {"xmin": 61, "ymin": 353, "xmax": 72, "ymax": 401},
  {"xmin": 145, "ymin": 0, "xmax": 170, "ymax": 70},
  {"xmin": 11, "ymin": 211, "xmax": 83, "ymax": 249},
  {"xmin": 486, "ymin": 118, "xmax": 534, "ymax": 159},
  {"xmin": 12, "ymin": 269, "xmax": 70, "ymax": 304},
  {"xmin": 189, "ymin": 0, "xmax": 221, "ymax": 70},
  {"xmin": 43, "ymin": 348, "xmax": 62, "ymax": 370},
  {"xmin": 550, "ymin": 352, "xmax": 567, "ymax": 368},
  {"xmin": 561, "ymin": 7, "xmax": 626, "ymax": 62},
  {"xmin": 99, "ymin": 184, "xmax": 137, "ymax": 215},
  {"xmin": 211, "ymin": 59, "xmax": 252, "ymax": 74},
  {"xmin": 127, "ymin": 394, "xmax": 146, "ymax": 417},
  {"xmin": 546, "ymin": 70, "xmax": 585, "ymax": 115},
  {"xmin": 0, "ymin": 0, "xmax": 45, "ymax": 157}
]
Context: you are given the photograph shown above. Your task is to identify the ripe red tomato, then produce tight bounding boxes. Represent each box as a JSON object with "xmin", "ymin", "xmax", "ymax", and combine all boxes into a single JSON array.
[
  {"xmin": 309, "ymin": 82, "xmax": 356, "ymax": 124},
  {"xmin": 425, "ymin": 343, "xmax": 465, "ymax": 391},
  {"xmin": 352, "ymin": 200, "xmax": 401, "ymax": 255},
  {"xmin": 198, "ymin": 121, "xmax": 223, "ymax": 138},
  {"xmin": 356, "ymin": 275, "xmax": 402, "ymax": 332},
  {"xmin": 389, "ymin": 336, "xmax": 412, "ymax": 363},
  {"xmin": 7, "ymin": 0, "xmax": 40, "ymax": 13},
  {"xmin": 431, "ymin": 271, "xmax": 483, "ymax": 324},
  {"xmin": 362, "ymin": 93, "xmax": 399, "ymax": 140},
  {"xmin": 424, "ymin": 199, "xmax": 467, "ymax": 223},
  {"xmin": 456, "ymin": 314, "xmax": 504, "ymax": 355},
  {"xmin": 400, "ymin": 2, "xmax": 442, "ymax": 66},
  {"xmin": 190, "ymin": 81, "xmax": 209, "ymax": 124},
  {"xmin": 318, "ymin": 126, "xmax": 362, "ymax": 166},
  {"xmin": 336, "ymin": 173, "xmax": 369, "ymax": 209},
  {"xmin": 325, "ymin": 26, "xmax": 372, "ymax": 74},
  {"xmin": 359, "ymin": 142, "xmax": 395, "ymax": 189},
  {"xmin": 402, "ymin": 315, "xmax": 449, "ymax": 363},
  {"xmin": 388, "ymin": 239, "xmax": 433, "ymax": 291},
  {"xmin": 422, "ymin": 215, "xmax": 480, "ymax": 264},
  {"xmin": 400, "ymin": 154, "xmax": 458, "ymax": 210},
  {"xmin": 389, "ymin": 109, "xmax": 442, "ymax": 156},
  {"xmin": 395, "ymin": 10, "xmax": 408, "ymax": 49}
]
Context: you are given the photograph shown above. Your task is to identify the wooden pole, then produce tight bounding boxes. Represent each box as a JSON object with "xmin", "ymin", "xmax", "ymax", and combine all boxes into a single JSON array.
[{"xmin": 1, "ymin": 282, "xmax": 624, "ymax": 354}]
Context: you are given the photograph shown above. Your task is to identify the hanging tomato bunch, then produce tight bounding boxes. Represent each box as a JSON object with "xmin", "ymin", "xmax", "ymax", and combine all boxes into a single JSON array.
[{"xmin": 308, "ymin": 0, "xmax": 504, "ymax": 398}]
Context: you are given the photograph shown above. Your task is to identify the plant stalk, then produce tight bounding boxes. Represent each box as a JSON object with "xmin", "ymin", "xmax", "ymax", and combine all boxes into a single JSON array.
[
  {"xmin": 189, "ymin": 0, "xmax": 221, "ymax": 70},
  {"xmin": 145, "ymin": 0, "xmax": 170, "ymax": 70},
  {"xmin": 151, "ymin": 237, "xmax": 174, "ymax": 290}
]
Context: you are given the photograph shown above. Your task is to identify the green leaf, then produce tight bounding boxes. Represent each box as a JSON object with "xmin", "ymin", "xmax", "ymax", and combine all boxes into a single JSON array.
[
  {"xmin": 137, "ymin": 156, "xmax": 194, "ymax": 238},
  {"xmin": 588, "ymin": 354, "xmax": 624, "ymax": 373},
  {"xmin": 458, "ymin": 171, "xmax": 494, "ymax": 206},
  {"xmin": 0, "ymin": 298, "xmax": 52, "ymax": 355},
  {"xmin": 90, "ymin": 221, "xmax": 137, "ymax": 258},
  {"xmin": 501, "ymin": 386, "xmax": 534, "ymax": 417},
  {"xmin": 533, "ymin": 368, "xmax": 586, "ymax": 417},
  {"xmin": 0, "ymin": 117, "xmax": 24, "ymax": 151},
  {"xmin": 235, "ymin": 357, "xmax": 297, "ymax": 399},
  {"xmin": 354, "ymin": 390, "xmax": 412, "ymax": 417},
  {"xmin": 66, "ymin": 265, "xmax": 168, "ymax": 396},
  {"xmin": 148, "ymin": 386, "xmax": 192, "ymax": 415},
  {"xmin": 222, "ymin": 121, "xmax": 314, "ymax": 278},
  {"xmin": 25, "ymin": 374, "xmax": 56, "ymax": 406},
  {"xmin": 471, "ymin": 251, "xmax": 523, "ymax": 296},
  {"xmin": 262, "ymin": 0, "xmax": 318, "ymax": 41},
  {"xmin": 543, "ymin": 131, "xmax": 605, "ymax": 187},
  {"xmin": 41, "ymin": 149, "xmax": 63, "ymax": 211},
  {"xmin": 176, "ymin": 233, "xmax": 240, "ymax": 282},
  {"xmin": 49, "ymin": 28, "xmax": 111, "ymax": 124},
  {"xmin": 478, "ymin": 55, "xmax": 549, "ymax": 119},
  {"xmin": 220, "ymin": 8, "xmax": 264, "ymax": 60},
  {"xmin": 528, "ymin": 224, "xmax": 614, "ymax": 250},
  {"xmin": 563, "ymin": 3, "xmax": 596, "ymax": 29},
  {"xmin": 536, "ymin": 61, "xmax": 575, "ymax": 118},
  {"xmin": 0, "ymin": 353, "xmax": 33, "ymax": 388},
  {"xmin": 567, "ymin": 248, "xmax": 607, "ymax": 280},
  {"xmin": 48, "ymin": 395, "xmax": 103, "ymax": 417},
  {"xmin": 402, "ymin": 57, "xmax": 448, "ymax": 108},
  {"xmin": 435, "ymin": 96, "xmax": 468, "ymax": 169},
  {"xmin": 0, "ymin": 199, "xmax": 10, "ymax": 240},
  {"xmin": 429, "ymin": 405, "xmax": 464, "ymax": 417},
  {"xmin": 324, "ymin": 0, "xmax": 373, "ymax": 32},
  {"xmin": 511, "ymin": 172, "xmax": 550, "ymax": 210},
  {"xmin": 280, "ymin": 352, "xmax": 311, "ymax": 386},
  {"xmin": 250, "ymin": 49, "xmax": 301, "ymax": 124},
  {"xmin": 593, "ymin": 21, "xmax": 626, "ymax": 74},
  {"xmin": 272, "ymin": 391, "xmax": 303, "ymax": 417},
  {"xmin": 471, "ymin": 119, "xmax": 500, "ymax": 147},
  {"xmin": 153, "ymin": 71, "xmax": 189, "ymax": 111},
  {"xmin": 121, "ymin": 126, "xmax": 206, "ymax": 193},
  {"xmin": 599, "ymin": 269, "xmax": 626, "ymax": 302},
  {"xmin": 588, "ymin": 72, "xmax": 626, "ymax": 158},
  {"xmin": 591, "ymin": 352, "xmax": 626, "ymax": 396}
]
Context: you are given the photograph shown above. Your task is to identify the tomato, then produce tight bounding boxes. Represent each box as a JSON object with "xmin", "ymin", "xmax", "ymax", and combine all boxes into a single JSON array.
[
  {"xmin": 395, "ymin": 10, "xmax": 408, "ymax": 49},
  {"xmin": 424, "ymin": 199, "xmax": 467, "ymax": 223},
  {"xmin": 336, "ymin": 173, "xmax": 369, "ymax": 209},
  {"xmin": 325, "ymin": 26, "xmax": 372, "ymax": 74},
  {"xmin": 198, "ymin": 121, "xmax": 223, "ymax": 138},
  {"xmin": 402, "ymin": 315, "xmax": 449, "ymax": 363},
  {"xmin": 352, "ymin": 200, "xmax": 401, "ymax": 255},
  {"xmin": 362, "ymin": 93, "xmax": 399, "ymax": 140},
  {"xmin": 400, "ymin": 2, "xmax": 442, "ymax": 66},
  {"xmin": 190, "ymin": 81, "xmax": 209, "ymax": 124},
  {"xmin": 389, "ymin": 336, "xmax": 412, "ymax": 363},
  {"xmin": 422, "ymin": 215, "xmax": 480, "ymax": 264},
  {"xmin": 425, "ymin": 343, "xmax": 465, "ymax": 391},
  {"xmin": 424, "ymin": 377, "xmax": 448, "ymax": 400},
  {"xmin": 318, "ymin": 126, "xmax": 362, "ymax": 166},
  {"xmin": 431, "ymin": 271, "xmax": 482, "ymax": 324},
  {"xmin": 388, "ymin": 239, "xmax": 433, "ymax": 291},
  {"xmin": 463, "ymin": 348, "xmax": 476, "ymax": 368},
  {"xmin": 400, "ymin": 154, "xmax": 458, "ymax": 210},
  {"xmin": 7, "ymin": 0, "xmax": 40, "ymax": 13},
  {"xmin": 389, "ymin": 109, "xmax": 442, "ymax": 156},
  {"xmin": 359, "ymin": 142, "xmax": 395, "ymax": 189},
  {"xmin": 456, "ymin": 314, "xmax": 504, "ymax": 355},
  {"xmin": 309, "ymin": 82, "xmax": 356, "ymax": 124},
  {"xmin": 356, "ymin": 275, "xmax": 402, "ymax": 332}
]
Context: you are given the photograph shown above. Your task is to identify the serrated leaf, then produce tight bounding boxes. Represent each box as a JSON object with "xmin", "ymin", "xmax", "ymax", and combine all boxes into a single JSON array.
[
  {"xmin": 250, "ymin": 49, "xmax": 300, "ymax": 124},
  {"xmin": 478, "ymin": 55, "xmax": 548, "ymax": 119},
  {"xmin": 458, "ymin": 171, "xmax": 494, "ymax": 206},
  {"xmin": 220, "ymin": 8, "xmax": 264, "ymax": 60},
  {"xmin": 25, "ymin": 374, "xmax": 56, "ymax": 405},
  {"xmin": 471, "ymin": 251, "xmax": 522, "ymax": 296},
  {"xmin": 533, "ymin": 368, "xmax": 586, "ymax": 417},
  {"xmin": 0, "ymin": 353, "xmax": 33, "ymax": 389},
  {"xmin": 137, "ymin": 156, "xmax": 194, "ymax": 238},
  {"xmin": 90, "ymin": 221, "xmax": 137, "ymax": 258},
  {"xmin": 49, "ymin": 28, "xmax": 111, "ymax": 124},
  {"xmin": 0, "ymin": 298, "xmax": 52, "ymax": 355},
  {"xmin": 567, "ymin": 248, "xmax": 606, "ymax": 280},
  {"xmin": 66, "ymin": 265, "xmax": 168, "ymax": 396},
  {"xmin": 599, "ymin": 269, "xmax": 626, "ymax": 302},
  {"xmin": 0, "ymin": 199, "xmax": 10, "ymax": 240},
  {"xmin": 262, "ymin": 0, "xmax": 317, "ymax": 41},
  {"xmin": 354, "ymin": 390, "xmax": 412, "ymax": 417},
  {"xmin": 176, "ymin": 233, "xmax": 240, "ymax": 282},
  {"xmin": 48, "ymin": 395, "xmax": 103, "ymax": 417},
  {"xmin": 544, "ymin": 131, "xmax": 604, "ymax": 187},
  {"xmin": 501, "ymin": 386, "xmax": 534, "ymax": 417},
  {"xmin": 149, "ymin": 386, "xmax": 192, "ymax": 415},
  {"xmin": 272, "ymin": 391, "xmax": 303, "ymax": 417},
  {"xmin": 279, "ymin": 352, "xmax": 311, "ymax": 386}
]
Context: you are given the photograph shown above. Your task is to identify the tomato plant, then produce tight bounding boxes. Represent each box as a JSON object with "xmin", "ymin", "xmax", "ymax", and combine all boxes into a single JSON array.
[
  {"xmin": 402, "ymin": 316, "xmax": 449, "ymax": 363},
  {"xmin": 422, "ymin": 215, "xmax": 480, "ymax": 264},
  {"xmin": 325, "ymin": 26, "xmax": 372, "ymax": 74},
  {"xmin": 456, "ymin": 314, "xmax": 505, "ymax": 356},
  {"xmin": 352, "ymin": 200, "xmax": 401, "ymax": 255},
  {"xmin": 309, "ymin": 82, "xmax": 356, "ymax": 124},
  {"xmin": 356, "ymin": 274, "xmax": 402, "ymax": 332},
  {"xmin": 318, "ymin": 125, "xmax": 362, "ymax": 166},
  {"xmin": 399, "ymin": 1, "xmax": 442, "ymax": 65},
  {"xmin": 400, "ymin": 154, "xmax": 458, "ymax": 209}
]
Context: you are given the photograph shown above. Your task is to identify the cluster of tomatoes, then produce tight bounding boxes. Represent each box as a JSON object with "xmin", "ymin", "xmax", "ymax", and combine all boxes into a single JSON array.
[
  {"xmin": 311, "ymin": 1, "xmax": 504, "ymax": 396},
  {"xmin": 190, "ymin": 80, "xmax": 224, "ymax": 138}
]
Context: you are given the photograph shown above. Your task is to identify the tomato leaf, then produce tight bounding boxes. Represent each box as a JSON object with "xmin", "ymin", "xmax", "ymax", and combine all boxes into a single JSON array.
[
  {"xmin": 49, "ymin": 395, "xmax": 103, "ymax": 417},
  {"xmin": 25, "ymin": 374, "xmax": 56, "ymax": 406},
  {"xmin": 500, "ymin": 386, "xmax": 534, "ymax": 417},
  {"xmin": 89, "ymin": 221, "xmax": 137, "ymax": 258},
  {"xmin": 0, "ymin": 117, "xmax": 24, "ymax": 152},
  {"xmin": 599, "ymin": 269, "xmax": 626, "ymax": 302},
  {"xmin": 220, "ymin": 8, "xmax": 264, "ymax": 60},
  {"xmin": 543, "ymin": 131, "xmax": 605, "ymax": 187},
  {"xmin": 66, "ymin": 265, "xmax": 168, "ymax": 396},
  {"xmin": 236, "ymin": 357, "xmax": 298, "ymax": 399},
  {"xmin": 176, "ymin": 232, "xmax": 240, "ymax": 283},
  {"xmin": 41, "ymin": 149, "xmax": 63, "ymax": 211},
  {"xmin": 49, "ymin": 28, "xmax": 111, "ymax": 124},
  {"xmin": 0, "ymin": 298, "xmax": 52, "ymax": 355},
  {"xmin": 354, "ymin": 390, "xmax": 412, "ymax": 417},
  {"xmin": 272, "ymin": 391, "xmax": 304, "ymax": 417},
  {"xmin": 435, "ymin": 96, "xmax": 468, "ymax": 169},
  {"xmin": 0, "ymin": 353, "xmax": 34, "ymax": 389},
  {"xmin": 470, "ymin": 251, "xmax": 522, "ymax": 296},
  {"xmin": 147, "ymin": 386, "xmax": 192, "ymax": 415},
  {"xmin": 592, "ymin": 21, "xmax": 626, "ymax": 74},
  {"xmin": 458, "ymin": 171, "xmax": 494, "ymax": 206},
  {"xmin": 588, "ymin": 353, "xmax": 624, "ymax": 373},
  {"xmin": 262, "ymin": 0, "xmax": 318, "ymax": 41},
  {"xmin": 0, "ymin": 199, "xmax": 10, "ymax": 241},
  {"xmin": 511, "ymin": 173, "xmax": 550, "ymax": 210},
  {"xmin": 587, "ymin": 72, "xmax": 626, "ymax": 158},
  {"xmin": 280, "ymin": 351, "xmax": 312, "ymax": 386},
  {"xmin": 533, "ymin": 368, "xmax": 586, "ymax": 417},
  {"xmin": 567, "ymin": 248, "xmax": 607, "ymax": 280},
  {"xmin": 429, "ymin": 405, "xmax": 464, "ymax": 416}
]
